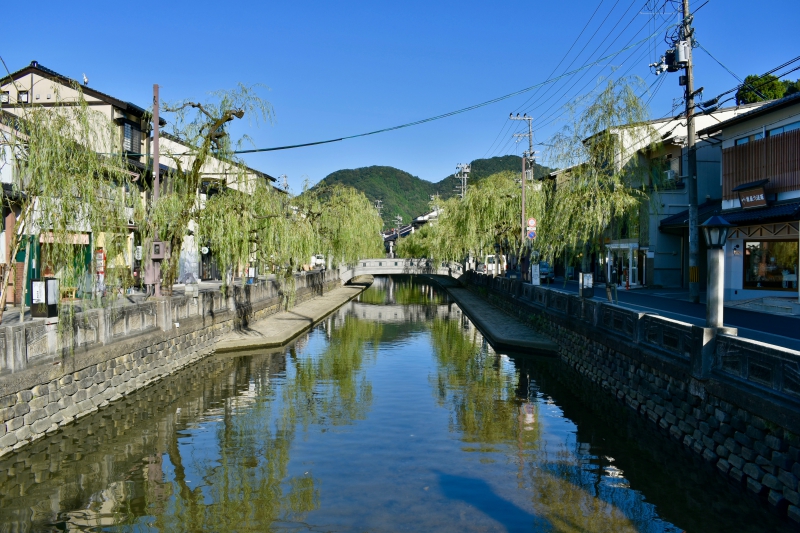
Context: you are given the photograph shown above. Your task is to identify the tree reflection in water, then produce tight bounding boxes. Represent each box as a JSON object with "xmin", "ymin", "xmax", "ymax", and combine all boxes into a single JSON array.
[{"xmin": 430, "ymin": 316, "xmax": 666, "ymax": 533}]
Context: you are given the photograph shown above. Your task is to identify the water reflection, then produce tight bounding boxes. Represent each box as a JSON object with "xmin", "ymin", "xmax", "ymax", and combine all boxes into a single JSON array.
[{"xmin": 0, "ymin": 276, "xmax": 793, "ymax": 532}]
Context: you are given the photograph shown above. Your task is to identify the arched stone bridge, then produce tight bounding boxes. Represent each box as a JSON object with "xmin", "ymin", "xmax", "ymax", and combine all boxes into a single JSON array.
[{"xmin": 339, "ymin": 258, "xmax": 463, "ymax": 284}]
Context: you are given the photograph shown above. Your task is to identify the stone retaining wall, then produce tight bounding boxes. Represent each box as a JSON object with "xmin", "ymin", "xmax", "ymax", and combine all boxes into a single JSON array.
[
  {"xmin": 465, "ymin": 272, "xmax": 800, "ymax": 525},
  {"xmin": 0, "ymin": 270, "xmax": 340, "ymax": 458}
]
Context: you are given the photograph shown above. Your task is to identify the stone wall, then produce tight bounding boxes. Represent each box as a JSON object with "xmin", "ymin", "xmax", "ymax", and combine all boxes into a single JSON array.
[
  {"xmin": 0, "ymin": 270, "xmax": 340, "ymax": 458},
  {"xmin": 465, "ymin": 272, "xmax": 800, "ymax": 525}
]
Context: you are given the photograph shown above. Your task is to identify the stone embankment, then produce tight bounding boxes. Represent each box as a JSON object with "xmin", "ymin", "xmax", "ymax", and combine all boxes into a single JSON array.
[
  {"xmin": 464, "ymin": 272, "xmax": 800, "ymax": 525},
  {"xmin": 0, "ymin": 270, "xmax": 352, "ymax": 458}
]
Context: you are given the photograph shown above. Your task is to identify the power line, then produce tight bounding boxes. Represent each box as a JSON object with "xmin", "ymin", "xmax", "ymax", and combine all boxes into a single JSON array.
[{"xmin": 232, "ymin": 31, "xmax": 667, "ymax": 156}]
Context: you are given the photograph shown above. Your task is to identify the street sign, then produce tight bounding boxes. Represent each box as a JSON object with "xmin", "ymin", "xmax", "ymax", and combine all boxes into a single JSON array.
[
  {"xmin": 528, "ymin": 218, "xmax": 537, "ymax": 227},
  {"xmin": 527, "ymin": 230, "xmax": 536, "ymax": 239}
]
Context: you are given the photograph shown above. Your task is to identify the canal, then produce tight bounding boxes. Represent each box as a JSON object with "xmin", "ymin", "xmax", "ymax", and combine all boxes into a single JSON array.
[{"xmin": 0, "ymin": 277, "xmax": 792, "ymax": 532}]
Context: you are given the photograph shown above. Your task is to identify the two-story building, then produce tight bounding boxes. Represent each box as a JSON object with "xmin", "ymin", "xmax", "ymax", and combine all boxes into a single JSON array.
[
  {"xmin": 0, "ymin": 61, "xmax": 279, "ymax": 294},
  {"xmin": 697, "ymin": 92, "xmax": 800, "ymax": 301}
]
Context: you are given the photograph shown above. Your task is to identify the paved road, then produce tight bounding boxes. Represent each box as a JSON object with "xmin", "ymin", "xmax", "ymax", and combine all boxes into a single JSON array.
[{"xmin": 547, "ymin": 279, "xmax": 800, "ymax": 351}]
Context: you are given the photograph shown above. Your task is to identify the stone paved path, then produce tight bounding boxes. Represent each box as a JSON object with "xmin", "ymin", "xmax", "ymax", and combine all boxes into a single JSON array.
[
  {"xmin": 215, "ymin": 284, "xmax": 367, "ymax": 352},
  {"xmin": 446, "ymin": 287, "xmax": 558, "ymax": 356}
]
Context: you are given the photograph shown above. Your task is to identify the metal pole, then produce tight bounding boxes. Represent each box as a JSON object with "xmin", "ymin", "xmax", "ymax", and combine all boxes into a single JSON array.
[
  {"xmin": 706, "ymin": 247, "xmax": 724, "ymax": 328},
  {"xmin": 152, "ymin": 84, "xmax": 161, "ymax": 298},
  {"xmin": 522, "ymin": 151, "xmax": 527, "ymax": 244},
  {"xmin": 683, "ymin": 0, "xmax": 699, "ymax": 303}
]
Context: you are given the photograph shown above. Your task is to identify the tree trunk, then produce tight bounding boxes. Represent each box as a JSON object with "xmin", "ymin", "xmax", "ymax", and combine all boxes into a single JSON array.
[{"xmin": 19, "ymin": 236, "xmax": 30, "ymax": 323}]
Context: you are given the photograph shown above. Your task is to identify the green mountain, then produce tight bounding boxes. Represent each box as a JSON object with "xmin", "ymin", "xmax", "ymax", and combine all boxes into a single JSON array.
[{"xmin": 314, "ymin": 156, "xmax": 552, "ymax": 228}]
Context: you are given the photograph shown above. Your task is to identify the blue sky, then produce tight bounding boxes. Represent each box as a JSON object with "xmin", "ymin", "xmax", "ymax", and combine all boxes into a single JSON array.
[{"xmin": 3, "ymin": 0, "xmax": 798, "ymax": 192}]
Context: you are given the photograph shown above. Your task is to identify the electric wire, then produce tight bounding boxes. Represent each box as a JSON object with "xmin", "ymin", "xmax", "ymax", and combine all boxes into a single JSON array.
[{"xmin": 481, "ymin": 0, "xmax": 609, "ymax": 159}]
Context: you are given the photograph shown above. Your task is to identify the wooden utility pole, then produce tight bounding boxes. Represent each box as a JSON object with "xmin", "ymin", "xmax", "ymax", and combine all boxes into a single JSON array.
[{"xmin": 683, "ymin": 0, "xmax": 699, "ymax": 303}]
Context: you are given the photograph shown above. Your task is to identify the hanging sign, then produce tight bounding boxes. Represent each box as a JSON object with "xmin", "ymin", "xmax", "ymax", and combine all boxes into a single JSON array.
[{"xmin": 738, "ymin": 186, "xmax": 767, "ymax": 209}]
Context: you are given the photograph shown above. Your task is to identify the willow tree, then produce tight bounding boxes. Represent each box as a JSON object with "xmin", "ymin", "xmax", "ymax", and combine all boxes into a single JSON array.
[
  {"xmin": 541, "ymin": 77, "xmax": 659, "ymax": 270},
  {"xmin": 148, "ymin": 84, "xmax": 273, "ymax": 291},
  {"xmin": 0, "ymin": 86, "xmax": 132, "ymax": 323}
]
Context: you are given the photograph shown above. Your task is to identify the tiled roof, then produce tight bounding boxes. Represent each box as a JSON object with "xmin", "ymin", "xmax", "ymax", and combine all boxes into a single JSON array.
[{"xmin": 721, "ymin": 201, "xmax": 800, "ymax": 225}]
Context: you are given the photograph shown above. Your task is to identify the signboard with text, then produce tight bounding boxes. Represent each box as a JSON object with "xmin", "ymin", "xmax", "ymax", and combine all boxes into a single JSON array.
[{"xmin": 738, "ymin": 186, "xmax": 767, "ymax": 209}]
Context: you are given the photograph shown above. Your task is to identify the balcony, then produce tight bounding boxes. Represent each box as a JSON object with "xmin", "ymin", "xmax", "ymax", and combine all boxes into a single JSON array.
[{"xmin": 722, "ymin": 129, "xmax": 800, "ymax": 200}]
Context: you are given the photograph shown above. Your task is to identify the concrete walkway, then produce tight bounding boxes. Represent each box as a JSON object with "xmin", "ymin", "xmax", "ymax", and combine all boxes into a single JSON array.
[
  {"xmin": 445, "ymin": 287, "xmax": 558, "ymax": 356},
  {"xmin": 215, "ymin": 284, "xmax": 368, "ymax": 353}
]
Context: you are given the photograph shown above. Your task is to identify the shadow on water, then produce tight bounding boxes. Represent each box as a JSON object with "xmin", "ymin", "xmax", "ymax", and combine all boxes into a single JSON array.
[{"xmin": 434, "ymin": 470, "xmax": 545, "ymax": 532}]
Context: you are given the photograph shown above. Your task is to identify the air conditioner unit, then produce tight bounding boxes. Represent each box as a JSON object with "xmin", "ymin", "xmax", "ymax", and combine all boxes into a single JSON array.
[{"xmin": 664, "ymin": 170, "xmax": 676, "ymax": 181}]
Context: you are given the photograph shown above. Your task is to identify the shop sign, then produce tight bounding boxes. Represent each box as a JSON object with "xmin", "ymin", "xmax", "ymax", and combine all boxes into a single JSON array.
[{"xmin": 738, "ymin": 186, "xmax": 767, "ymax": 209}]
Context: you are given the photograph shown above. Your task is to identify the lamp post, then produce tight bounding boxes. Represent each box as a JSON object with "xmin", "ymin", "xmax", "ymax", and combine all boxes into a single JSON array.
[
  {"xmin": 493, "ymin": 242, "xmax": 501, "ymax": 277},
  {"xmin": 700, "ymin": 216, "xmax": 733, "ymax": 329}
]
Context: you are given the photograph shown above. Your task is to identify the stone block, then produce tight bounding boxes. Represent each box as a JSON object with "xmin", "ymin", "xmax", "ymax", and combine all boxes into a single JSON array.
[
  {"xmin": 729, "ymin": 467, "xmax": 745, "ymax": 485},
  {"xmin": 700, "ymin": 421, "xmax": 711, "ymax": 436},
  {"xmin": 73, "ymin": 390, "xmax": 87, "ymax": 403},
  {"xmin": 724, "ymin": 437, "xmax": 741, "ymax": 455},
  {"xmin": 762, "ymin": 473, "xmax": 783, "ymax": 491},
  {"xmin": 785, "ymin": 488, "xmax": 800, "ymax": 507},
  {"xmin": 28, "ymin": 396, "xmax": 47, "ymax": 410},
  {"xmin": 703, "ymin": 448, "xmax": 718, "ymax": 463},
  {"xmin": 768, "ymin": 489, "xmax": 787, "ymax": 510},
  {"xmin": 712, "ymin": 431, "xmax": 726, "ymax": 445},
  {"xmin": 746, "ymin": 477, "xmax": 766, "ymax": 497},
  {"xmin": 779, "ymin": 469, "xmax": 799, "ymax": 491},
  {"xmin": 716, "ymin": 458, "xmax": 730, "ymax": 475},
  {"xmin": 715, "ymin": 408, "xmax": 730, "ymax": 423},
  {"xmin": 754, "ymin": 440, "xmax": 770, "ymax": 458},
  {"xmin": 747, "ymin": 425, "xmax": 766, "ymax": 442},
  {"xmin": 773, "ymin": 451, "xmax": 792, "ymax": 471},
  {"xmin": 0, "ymin": 432, "xmax": 18, "ymax": 448},
  {"xmin": 742, "ymin": 447, "xmax": 757, "ymax": 462},
  {"xmin": 728, "ymin": 454, "xmax": 745, "ymax": 470},
  {"xmin": 24, "ymin": 408, "xmax": 46, "ymax": 426},
  {"xmin": 735, "ymin": 431, "xmax": 753, "ymax": 448},
  {"xmin": 716, "ymin": 445, "xmax": 730, "ymax": 459},
  {"xmin": 44, "ymin": 403, "xmax": 59, "ymax": 417},
  {"xmin": 59, "ymin": 375, "xmax": 73, "ymax": 386},
  {"xmin": 756, "ymin": 455, "xmax": 777, "ymax": 475},
  {"xmin": 789, "ymin": 505, "xmax": 800, "ymax": 524},
  {"xmin": 702, "ymin": 435, "xmax": 716, "ymax": 450},
  {"xmin": 6, "ymin": 416, "xmax": 22, "ymax": 432},
  {"xmin": 744, "ymin": 462, "xmax": 764, "ymax": 481},
  {"xmin": 58, "ymin": 396, "xmax": 73, "ymax": 409},
  {"xmin": 719, "ymin": 423, "xmax": 733, "ymax": 437},
  {"xmin": 61, "ymin": 382, "xmax": 77, "ymax": 396},
  {"xmin": 14, "ymin": 402, "xmax": 30, "ymax": 417},
  {"xmin": 49, "ymin": 412, "xmax": 63, "ymax": 425},
  {"xmin": 31, "ymin": 418, "xmax": 50, "ymax": 435},
  {"xmin": 17, "ymin": 390, "xmax": 33, "ymax": 403},
  {"xmin": 794, "ymin": 463, "xmax": 800, "ymax": 480},
  {"xmin": 765, "ymin": 434, "xmax": 785, "ymax": 451},
  {"xmin": 15, "ymin": 425, "xmax": 31, "ymax": 441}
]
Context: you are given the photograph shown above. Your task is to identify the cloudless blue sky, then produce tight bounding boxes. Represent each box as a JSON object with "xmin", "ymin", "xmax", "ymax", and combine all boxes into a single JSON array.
[{"xmin": 3, "ymin": 0, "xmax": 798, "ymax": 192}]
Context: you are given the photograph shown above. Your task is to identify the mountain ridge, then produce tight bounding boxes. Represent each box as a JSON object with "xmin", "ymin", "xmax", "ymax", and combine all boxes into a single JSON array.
[{"xmin": 313, "ymin": 156, "xmax": 552, "ymax": 227}]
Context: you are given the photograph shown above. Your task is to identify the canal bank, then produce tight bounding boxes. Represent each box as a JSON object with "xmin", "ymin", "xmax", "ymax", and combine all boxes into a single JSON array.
[
  {"xmin": 0, "ymin": 270, "xmax": 366, "ymax": 459},
  {"xmin": 461, "ymin": 271, "xmax": 800, "ymax": 525}
]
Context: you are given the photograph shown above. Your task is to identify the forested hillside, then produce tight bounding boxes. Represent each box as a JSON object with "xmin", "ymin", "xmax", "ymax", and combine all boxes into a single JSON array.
[{"xmin": 313, "ymin": 156, "xmax": 552, "ymax": 228}]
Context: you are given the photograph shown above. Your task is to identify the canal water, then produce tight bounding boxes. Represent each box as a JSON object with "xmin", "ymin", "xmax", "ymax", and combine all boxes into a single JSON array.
[{"xmin": 0, "ymin": 277, "xmax": 792, "ymax": 532}]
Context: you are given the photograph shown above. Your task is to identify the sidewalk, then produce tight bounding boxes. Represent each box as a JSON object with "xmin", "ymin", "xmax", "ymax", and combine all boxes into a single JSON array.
[
  {"xmin": 534, "ymin": 277, "xmax": 800, "ymax": 351},
  {"xmin": 215, "ymin": 283, "xmax": 368, "ymax": 353}
]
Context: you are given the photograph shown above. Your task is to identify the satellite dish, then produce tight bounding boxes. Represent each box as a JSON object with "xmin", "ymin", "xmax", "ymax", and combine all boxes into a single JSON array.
[{"xmin": 201, "ymin": 246, "xmax": 209, "ymax": 255}]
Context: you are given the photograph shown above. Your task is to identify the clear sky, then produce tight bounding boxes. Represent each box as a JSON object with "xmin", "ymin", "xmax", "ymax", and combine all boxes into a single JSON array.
[{"xmin": 3, "ymin": 0, "xmax": 798, "ymax": 192}]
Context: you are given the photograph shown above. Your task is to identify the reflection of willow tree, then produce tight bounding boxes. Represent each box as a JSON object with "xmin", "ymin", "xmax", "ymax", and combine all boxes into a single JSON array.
[
  {"xmin": 151, "ymin": 362, "xmax": 319, "ymax": 532},
  {"xmin": 285, "ymin": 316, "xmax": 382, "ymax": 429},
  {"xmin": 394, "ymin": 281, "xmax": 446, "ymax": 306},
  {"xmin": 431, "ymin": 318, "xmax": 657, "ymax": 531},
  {"xmin": 429, "ymin": 319, "xmax": 530, "ymax": 445},
  {"xmin": 358, "ymin": 287, "xmax": 387, "ymax": 305}
]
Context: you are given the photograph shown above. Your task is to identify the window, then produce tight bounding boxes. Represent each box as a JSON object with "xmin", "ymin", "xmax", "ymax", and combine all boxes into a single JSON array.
[
  {"xmin": 17, "ymin": 91, "xmax": 29, "ymax": 104},
  {"xmin": 123, "ymin": 123, "xmax": 141, "ymax": 153},
  {"xmin": 735, "ymin": 137, "xmax": 749, "ymax": 146},
  {"xmin": 743, "ymin": 240, "xmax": 799, "ymax": 290},
  {"xmin": 0, "ymin": 92, "xmax": 8, "ymax": 104},
  {"xmin": 768, "ymin": 120, "xmax": 800, "ymax": 137}
]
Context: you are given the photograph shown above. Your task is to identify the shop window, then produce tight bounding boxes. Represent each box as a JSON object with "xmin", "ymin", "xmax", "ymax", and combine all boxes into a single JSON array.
[{"xmin": 743, "ymin": 240, "xmax": 799, "ymax": 290}]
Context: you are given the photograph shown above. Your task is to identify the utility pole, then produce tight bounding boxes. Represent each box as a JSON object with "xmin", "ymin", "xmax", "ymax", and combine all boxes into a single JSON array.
[
  {"xmin": 683, "ymin": 0, "xmax": 700, "ymax": 303},
  {"xmin": 152, "ymin": 84, "xmax": 161, "ymax": 298},
  {"xmin": 650, "ymin": 2, "xmax": 699, "ymax": 302},
  {"xmin": 455, "ymin": 163, "xmax": 471, "ymax": 199},
  {"xmin": 511, "ymin": 113, "xmax": 534, "ymax": 244}
]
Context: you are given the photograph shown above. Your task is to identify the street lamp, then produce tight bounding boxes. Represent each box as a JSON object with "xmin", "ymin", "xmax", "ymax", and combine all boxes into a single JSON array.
[
  {"xmin": 493, "ymin": 242, "xmax": 501, "ymax": 277},
  {"xmin": 700, "ymin": 215, "xmax": 733, "ymax": 329}
]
